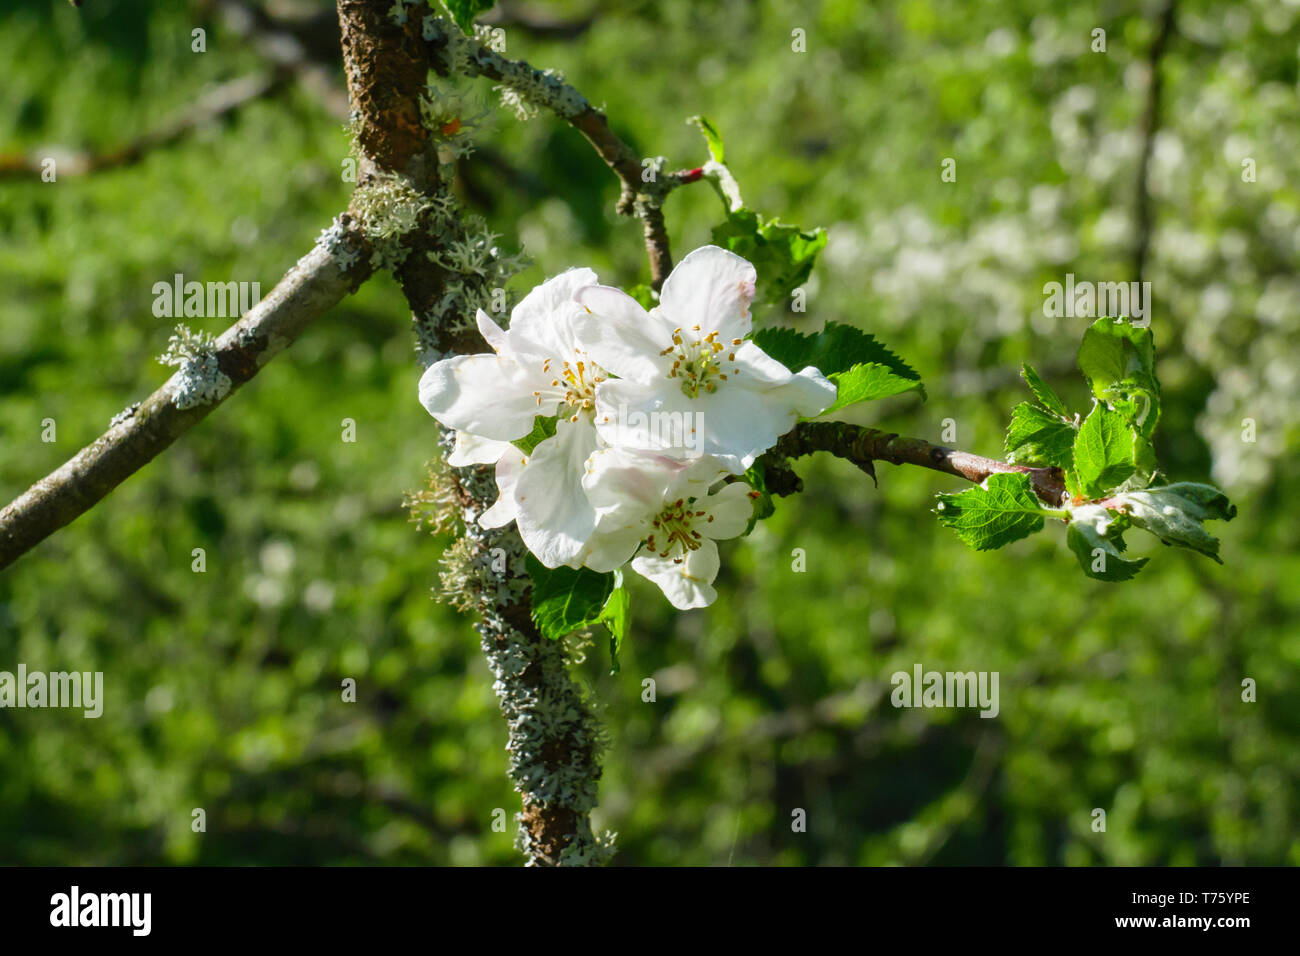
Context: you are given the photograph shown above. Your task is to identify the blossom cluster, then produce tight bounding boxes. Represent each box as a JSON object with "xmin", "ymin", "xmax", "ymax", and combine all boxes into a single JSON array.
[{"xmin": 418, "ymin": 245, "xmax": 835, "ymax": 609}]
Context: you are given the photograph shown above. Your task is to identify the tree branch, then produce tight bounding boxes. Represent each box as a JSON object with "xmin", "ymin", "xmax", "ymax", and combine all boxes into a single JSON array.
[
  {"xmin": 426, "ymin": 18, "xmax": 696, "ymax": 289},
  {"xmin": 761, "ymin": 420, "xmax": 1069, "ymax": 508},
  {"xmin": 0, "ymin": 236, "xmax": 373, "ymax": 571},
  {"xmin": 339, "ymin": 0, "xmax": 608, "ymax": 866}
]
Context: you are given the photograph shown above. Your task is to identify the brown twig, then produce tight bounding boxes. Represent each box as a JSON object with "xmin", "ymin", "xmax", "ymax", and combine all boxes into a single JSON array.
[
  {"xmin": 426, "ymin": 19, "xmax": 699, "ymax": 289},
  {"xmin": 761, "ymin": 420, "xmax": 1069, "ymax": 508}
]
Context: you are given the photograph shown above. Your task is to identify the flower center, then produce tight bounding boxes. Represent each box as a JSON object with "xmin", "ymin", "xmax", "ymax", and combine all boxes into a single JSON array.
[
  {"xmin": 535, "ymin": 352, "xmax": 607, "ymax": 422},
  {"xmin": 661, "ymin": 327, "xmax": 745, "ymax": 399},
  {"xmin": 645, "ymin": 498, "xmax": 714, "ymax": 561}
]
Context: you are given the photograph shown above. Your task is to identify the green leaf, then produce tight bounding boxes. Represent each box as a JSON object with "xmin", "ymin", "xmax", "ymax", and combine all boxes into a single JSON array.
[
  {"xmin": 1072, "ymin": 404, "xmax": 1136, "ymax": 498},
  {"xmin": 1066, "ymin": 504, "xmax": 1147, "ymax": 582},
  {"xmin": 1021, "ymin": 363, "xmax": 1069, "ymax": 418},
  {"xmin": 752, "ymin": 321, "xmax": 921, "ymax": 386},
  {"xmin": 710, "ymin": 209, "xmax": 827, "ymax": 306},
  {"xmin": 1130, "ymin": 434, "xmax": 1158, "ymax": 481},
  {"xmin": 513, "ymin": 415, "xmax": 557, "ymax": 455},
  {"xmin": 1109, "ymin": 389, "xmax": 1161, "ymax": 440},
  {"xmin": 441, "ymin": 0, "xmax": 496, "ymax": 33},
  {"xmin": 1077, "ymin": 318, "xmax": 1160, "ymax": 437},
  {"xmin": 742, "ymin": 464, "xmax": 774, "ymax": 534},
  {"xmin": 934, "ymin": 472, "xmax": 1056, "ymax": 551},
  {"xmin": 687, "ymin": 115, "xmax": 725, "ymax": 163},
  {"xmin": 598, "ymin": 571, "xmax": 630, "ymax": 673},
  {"xmin": 1078, "ymin": 318, "xmax": 1154, "ymax": 390},
  {"xmin": 526, "ymin": 555, "xmax": 615, "ymax": 639},
  {"xmin": 626, "ymin": 283, "xmax": 656, "ymax": 311},
  {"xmin": 1004, "ymin": 402, "xmax": 1075, "ymax": 469},
  {"xmin": 1112, "ymin": 483, "xmax": 1237, "ymax": 563},
  {"xmin": 823, "ymin": 362, "xmax": 924, "ymax": 414}
]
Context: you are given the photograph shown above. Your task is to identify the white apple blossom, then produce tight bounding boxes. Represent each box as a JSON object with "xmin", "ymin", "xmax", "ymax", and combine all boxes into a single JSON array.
[
  {"xmin": 446, "ymin": 430, "xmax": 513, "ymax": 467},
  {"xmin": 419, "ymin": 245, "xmax": 840, "ymax": 611},
  {"xmin": 476, "ymin": 446, "xmax": 526, "ymax": 530},
  {"xmin": 574, "ymin": 245, "xmax": 837, "ymax": 473},
  {"xmin": 578, "ymin": 447, "xmax": 755, "ymax": 609},
  {"xmin": 418, "ymin": 268, "xmax": 609, "ymax": 566}
]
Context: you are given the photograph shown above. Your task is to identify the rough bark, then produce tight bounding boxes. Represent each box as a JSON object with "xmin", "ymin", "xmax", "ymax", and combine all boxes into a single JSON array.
[{"xmin": 337, "ymin": 0, "xmax": 607, "ymax": 865}]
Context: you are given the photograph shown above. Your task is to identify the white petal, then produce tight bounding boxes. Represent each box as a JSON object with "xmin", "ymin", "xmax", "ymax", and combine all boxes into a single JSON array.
[
  {"xmin": 576, "ymin": 519, "xmax": 648, "ymax": 573},
  {"xmin": 730, "ymin": 340, "xmax": 797, "ymax": 384},
  {"xmin": 476, "ymin": 309, "xmax": 510, "ymax": 353},
  {"xmin": 513, "ymin": 417, "xmax": 601, "ymax": 567},
  {"xmin": 732, "ymin": 343, "xmax": 837, "ymax": 417},
  {"xmin": 448, "ymin": 430, "xmax": 512, "ymax": 467},
  {"xmin": 698, "ymin": 481, "xmax": 754, "ymax": 540},
  {"xmin": 418, "ymin": 353, "xmax": 544, "ymax": 441},
  {"xmin": 527, "ymin": 305, "xmax": 603, "ymax": 373},
  {"xmin": 574, "ymin": 286, "xmax": 672, "ymax": 384},
  {"xmin": 592, "ymin": 380, "xmax": 708, "ymax": 459},
  {"xmin": 581, "ymin": 445, "xmax": 682, "ymax": 518},
  {"xmin": 784, "ymin": 366, "xmax": 839, "ymax": 417},
  {"xmin": 509, "ymin": 267, "xmax": 599, "ymax": 344},
  {"xmin": 632, "ymin": 540, "xmax": 720, "ymax": 609},
  {"xmin": 692, "ymin": 370, "xmax": 836, "ymax": 470},
  {"xmin": 478, "ymin": 448, "xmax": 526, "ymax": 529},
  {"xmin": 670, "ymin": 454, "xmax": 734, "ymax": 495},
  {"xmin": 658, "ymin": 245, "xmax": 756, "ymax": 343}
]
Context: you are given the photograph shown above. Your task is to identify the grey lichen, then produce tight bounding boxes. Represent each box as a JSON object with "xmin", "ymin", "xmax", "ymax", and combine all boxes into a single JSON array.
[
  {"xmin": 404, "ymin": 456, "xmax": 462, "ymax": 538},
  {"xmin": 386, "ymin": 0, "xmax": 421, "ymax": 27},
  {"xmin": 424, "ymin": 12, "xmax": 590, "ymax": 120},
  {"xmin": 109, "ymin": 402, "xmax": 141, "ymax": 428},
  {"xmin": 478, "ymin": 57, "xmax": 588, "ymax": 120},
  {"xmin": 426, "ymin": 216, "xmax": 525, "ymax": 280},
  {"xmin": 558, "ymin": 827, "xmax": 618, "ymax": 867},
  {"xmin": 413, "ymin": 430, "xmax": 614, "ymax": 865},
  {"xmin": 351, "ymin": 171, "xmax": 432, "ymax": 271},
  {"xmin": 422, "ymin": 13, "xmax": 441, "ymax": 44},
  {"xmin": 442, "ymin": 535, "xmax": 530, "ymax": 612},
  {"xmin": 425, "ymin": 13, "xmax": 474, "ymax": 72},
  {"xmin": 158, "ymin": 325, "xmax": 232, "ymax": 410},
  {"xmin": 495, "ymin": 87, "xmax": 538, "ymax": 121},
  {"xmin": 477, "ymin": 600, "xmax": 614, "ymax": 866},
  {"xmin": 315, "ymin": 216, "xmax": 361, "ymax": 272},
  {"xmin": 394, "ymin": 21, "xmax": 607, "ymax": 858},
  {"xmin": 235, "ymin": 322, "xmax": 265, "ymax": 350},
  {"xmin": 420, "ymin": 79, "xmax": 491, "ymax": 161},
  {"xmin": 412, "ymin": 204, "xmax": 528, "ymax": 355},
  {"xmin": 417, "ymin": 290, "xmax": 473, "ymax": 342}
]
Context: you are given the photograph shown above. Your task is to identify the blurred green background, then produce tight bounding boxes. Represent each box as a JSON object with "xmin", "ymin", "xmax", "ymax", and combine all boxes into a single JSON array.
[{"xmin": 1, "ymin": 0, "xmax": 1296, "ymax": 865}]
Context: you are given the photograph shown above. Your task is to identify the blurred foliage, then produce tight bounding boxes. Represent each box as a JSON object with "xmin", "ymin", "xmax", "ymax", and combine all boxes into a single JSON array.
[{"xmin": 0, "ymin": 0, "xmax": 1297, "ymax": 866}]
